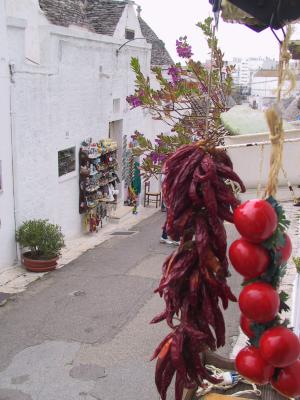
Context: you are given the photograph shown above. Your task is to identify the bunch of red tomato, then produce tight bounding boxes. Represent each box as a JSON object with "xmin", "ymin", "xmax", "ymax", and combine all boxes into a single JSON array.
[{"xmin": 229, "ymin": 198, "xmax": 300, "ymax": 398}]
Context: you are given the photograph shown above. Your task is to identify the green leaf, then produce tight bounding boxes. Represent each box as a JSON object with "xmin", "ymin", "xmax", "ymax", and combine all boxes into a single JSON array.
[
  {"xmin": 279, "ymin": 291, "xmax": 290, "ymax": 313},
  {"xmin": 293, "ymin": 256, "xmax": 300, "ymax": 273},
  {"xmin": 130, "ymin": 57, "xmax": 141, "ymax": 74},
  {"xmin": 127, "ymin": 17, "xmax": 234, "ymax": 176}
]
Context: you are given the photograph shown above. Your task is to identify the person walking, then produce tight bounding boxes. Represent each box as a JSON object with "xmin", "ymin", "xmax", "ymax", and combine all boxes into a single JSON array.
[
  {"xmin": 160, "ymin": 202, "xmax": 179, "ymax": 246},
  {"xmin": 159, "ymin": 175, "xmax": 179, "ymax": 246},
  {"xmin": 160, "ymin": 219, "xmax": 173, "ymax": 245}
]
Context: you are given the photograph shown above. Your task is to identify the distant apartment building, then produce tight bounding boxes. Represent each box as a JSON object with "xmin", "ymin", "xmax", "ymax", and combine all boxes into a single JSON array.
[
  {"xmin": 231, "ymin": 58, "xmax": 249, "ymax": 88},
  {"xmin": 251, "ymin": 69, "xmax": 279, "ymax": 97},
  {"xmin": 230, "ymin": 57, "xmax": 278, "ymax": 94}
]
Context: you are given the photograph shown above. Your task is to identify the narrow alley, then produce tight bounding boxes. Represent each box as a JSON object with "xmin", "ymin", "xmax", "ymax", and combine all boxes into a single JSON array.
[{"xmin": 0, "ymin": 211, "xmax": 241, "ymax": 400}]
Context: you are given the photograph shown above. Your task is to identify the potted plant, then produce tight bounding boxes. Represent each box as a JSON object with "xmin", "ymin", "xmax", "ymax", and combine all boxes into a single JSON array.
[{"xmin": 16, "ymin": 219, "xmax": 65, "ymax": 272}]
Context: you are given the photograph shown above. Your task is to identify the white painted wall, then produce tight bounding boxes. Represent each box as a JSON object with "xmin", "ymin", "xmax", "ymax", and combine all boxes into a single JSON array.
[
  {"xmin": 5, "ymin": 0, "xmax": 48, "ymax": 63},
  {"xmin": 292, "ymin": 274, "xmax": 300, "ymax": 338},
  {"xmin": 250, "ymin": 75, "xmax": 294, "ymax": 99},
  {"xmin": 0, "ymin": 0, "xmax": 174, "ymax": 269},
  {"xmin": 8, "ymin": 25, "xmax": 152, "ymax": 232},
  {"xmin": 224, "ymin": 129, "xmax": 300, "ymax": 190},
  {"xmin": 0, "ymin": 2, "xmax": 163, "ymax": 269},
  {"xmin": 114, "ymin": 2, "xmax": 144, "ymax": 41},
  {"xmin": 0, "ymin": 0, "xmax": 17, "ymax": 267}
]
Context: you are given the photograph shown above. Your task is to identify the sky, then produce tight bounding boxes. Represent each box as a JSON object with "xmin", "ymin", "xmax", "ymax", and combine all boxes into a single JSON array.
[{"xmin": 135, "ymin": 0, "xmax": 300, "ymax": 62}]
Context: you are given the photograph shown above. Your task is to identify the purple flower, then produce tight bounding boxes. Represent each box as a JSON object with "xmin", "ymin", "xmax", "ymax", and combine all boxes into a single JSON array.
[
  {"xmin": 150, "ymin": 152, "xmax": 159, "ymax": 164},
  {"xmin": 158, "ymin": 154, "xmax": 166, "ymax": 162},
  {"xmin": 176, "ymin": 37, "xmax": 193, "ymax": 59},
  {"xmin": 155, "ymin": 138, "xmax": 163, "ymax": 146},
  {"xmin": 150, "ymin": 151, "xmax": 166, "ymax": 164},
  {"xmin": 167, "ymin": 66, "xmax": 182, "ymax": 84},
  {"xmin": 126, "ymin": 95, "xmax": 142, "ymax": 108}
]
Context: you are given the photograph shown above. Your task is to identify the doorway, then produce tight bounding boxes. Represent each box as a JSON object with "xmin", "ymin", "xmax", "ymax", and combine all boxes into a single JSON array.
[{"xmin": 109, "ymin": 120, "xmax": 123, "ymax": 203}]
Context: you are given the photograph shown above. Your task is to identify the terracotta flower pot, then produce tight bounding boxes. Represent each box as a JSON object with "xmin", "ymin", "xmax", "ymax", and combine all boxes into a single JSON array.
[{"xmin": 22, "ymin": 252, "xmax": 59, "ymax": 272}]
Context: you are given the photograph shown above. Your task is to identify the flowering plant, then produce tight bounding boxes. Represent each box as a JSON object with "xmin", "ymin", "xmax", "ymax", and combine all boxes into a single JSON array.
[{"xmin": 127, "ymin": 18, "xmax": 235, "ymax": 179}]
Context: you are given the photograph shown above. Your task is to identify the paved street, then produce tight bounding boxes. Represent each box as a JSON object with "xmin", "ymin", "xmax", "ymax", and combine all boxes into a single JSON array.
[{"xmin": 0, "ymin": 211, "xmax": 241, "ymax": 400}]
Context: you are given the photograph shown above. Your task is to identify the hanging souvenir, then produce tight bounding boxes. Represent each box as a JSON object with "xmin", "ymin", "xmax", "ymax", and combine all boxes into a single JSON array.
[{"xmin": 79, "ymin": 137, "xmax": 119, "ymax": 232}]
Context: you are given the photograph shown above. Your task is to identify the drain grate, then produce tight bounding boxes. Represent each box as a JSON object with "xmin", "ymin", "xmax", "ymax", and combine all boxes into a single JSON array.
[{"xmin": 110, "ymin": 231, "xmax": 137, "ymax": 236}]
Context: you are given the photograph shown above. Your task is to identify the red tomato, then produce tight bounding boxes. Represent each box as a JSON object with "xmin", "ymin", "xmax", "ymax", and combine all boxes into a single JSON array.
[
  {"xmin": 277, "ymin": 234, "xmax": 292, "ymax": 263},
  {"xmin": 259, "ymin": 326, "xmax": 300, "ymax": 368},
  {"xmin": 233, "ymin": 199, "xmax": 278, "ymax": 243},
  {"xmin": 271, "ymin": 360, "xmax": 300, "ymax": 398},
  {"xmin": 240, "ymin": 314, "xmax": 255, "ymax": 338},
  {"xmin": 229, "ymin": 239, "xmax": 270, "ymax": 279},
  {"xmin": 235, "ymin": 346, "xmax": 275, "ymax": 385},
  {"xmin": 239, "ymin": 282, "xmax": 280, "ymax": 323}
]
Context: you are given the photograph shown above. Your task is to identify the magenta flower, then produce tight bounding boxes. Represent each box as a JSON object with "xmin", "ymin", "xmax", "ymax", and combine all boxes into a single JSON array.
[
  {"xmin": 155, "ymin": 138, "xmax": 163, "ymax": 146},
  {"xmin": 126, "ymin": 94, "xmax": 142, "ymax": 108},
  {"xmin": 150, "ymin": 151, "xmax": 166, "ymax": 164},
  {"xmin": 167, "ymin": 66, "xmax": 182, "ymax": 83},
  {"xmin": 150, "ymin": 152, "xmax": 159, "ymax": 163},
  {"xmin": 158, "ymin": 154, "xmax": 167, "ymax": 162},
  {"xmin": 176, "ymin": 37, "xmax": 193, "ymax": 59}
]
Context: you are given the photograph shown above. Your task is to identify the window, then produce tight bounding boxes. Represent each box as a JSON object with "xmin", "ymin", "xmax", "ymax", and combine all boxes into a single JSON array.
[
  {"xmin": 113, "ymin": 98, "xmax": 120, "ymax": 114},
  {"xmin": 58, "ymin": 147, "xmax": 76, "ymax": 177},
  {"xmin": 125, "ymin": 29, "xmax": 135, "ymax": 40}
]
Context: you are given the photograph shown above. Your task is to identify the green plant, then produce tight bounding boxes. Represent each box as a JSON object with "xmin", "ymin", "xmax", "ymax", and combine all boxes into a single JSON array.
[
  {"xmin": 293, "ymin": 256, "xmax": 300, "ymax": 274},
  {"xmin": 127, "ymin": 17, "xmax": 234, "ymax": 179},
  {"xmin": 16, "ymin": 219, "xmax": 65, "ymax": 259}
]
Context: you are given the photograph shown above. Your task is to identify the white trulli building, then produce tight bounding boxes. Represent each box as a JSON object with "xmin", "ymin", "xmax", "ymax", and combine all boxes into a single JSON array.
[{"xmin": 0, "ymin": 0, "xmax": 173, "ymax": 269}]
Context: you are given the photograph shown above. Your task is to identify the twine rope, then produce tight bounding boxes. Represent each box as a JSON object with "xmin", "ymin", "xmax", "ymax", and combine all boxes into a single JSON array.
[
  {"xmin": 256, "ymin": 144, "xmax": 265, "ymax": 198},
  {"xmin": 264, "ymin": 25, "xmax": 294, "ymax": 198}
]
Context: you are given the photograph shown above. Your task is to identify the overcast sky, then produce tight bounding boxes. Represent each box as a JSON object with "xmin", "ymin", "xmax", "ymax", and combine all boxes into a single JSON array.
[{"xmin": 135, "ymin": 0, "xmax": 299, "ymax": 62}]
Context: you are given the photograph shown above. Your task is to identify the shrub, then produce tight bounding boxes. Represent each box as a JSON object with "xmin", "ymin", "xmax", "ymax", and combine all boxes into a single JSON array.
[{"xmin": 16, "ymin": 219, "xmax": 65, "ymax": 259}]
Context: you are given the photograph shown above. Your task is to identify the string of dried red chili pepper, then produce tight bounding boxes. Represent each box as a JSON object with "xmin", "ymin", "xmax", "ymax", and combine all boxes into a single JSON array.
[{"xmin": 151, "ymin": 143, "xmax": 245, "ymax": 400}]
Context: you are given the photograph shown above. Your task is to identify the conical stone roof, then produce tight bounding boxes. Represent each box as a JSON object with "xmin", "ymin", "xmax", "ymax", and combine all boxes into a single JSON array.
[
  {"xmin": 39, "ymin": 0, "xmax": 173, "ymax": 65},
  {"xmin": 138, "ymin": 16, "xmax": 174, "ymax": 66}
]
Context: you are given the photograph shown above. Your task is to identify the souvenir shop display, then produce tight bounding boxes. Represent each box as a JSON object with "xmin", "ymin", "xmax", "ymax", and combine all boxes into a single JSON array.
[
  {"xmin": 79, "ymin": 138, "xmax": 119, "ymax": 233},
  {"xmin": 123, "ymin": 137, "xmax": 141, "ymax": 210}
]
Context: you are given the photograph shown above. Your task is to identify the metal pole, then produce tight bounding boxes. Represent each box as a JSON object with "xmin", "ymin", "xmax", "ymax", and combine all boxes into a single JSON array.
[{"xmin": 217, "ymin": 136, "xmax": 300, "ymax": 150}]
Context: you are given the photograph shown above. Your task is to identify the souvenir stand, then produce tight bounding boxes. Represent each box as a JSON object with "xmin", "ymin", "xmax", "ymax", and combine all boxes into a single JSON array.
[
  {"xmin": 123, "ymin": 136, "xmax": 141, "ymax": 212},
  {"xmin": 79, "ymin": 138, "xmax": 119, "ymax": 233}
]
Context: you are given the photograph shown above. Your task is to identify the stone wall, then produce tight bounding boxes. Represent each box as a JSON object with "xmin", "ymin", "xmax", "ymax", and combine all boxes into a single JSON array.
[
  {"xmin": 39, "ymin": 0, "xmax": 128, "ymax": 36},
  {"xmin": 39, "ymin": 0, "xmax": 87, "ymax": 27}
]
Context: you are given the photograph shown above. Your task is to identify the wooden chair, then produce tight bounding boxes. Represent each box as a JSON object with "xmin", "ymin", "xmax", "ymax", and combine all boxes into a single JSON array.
[{"xmin": 144, "ymin": 181, "xmax": 161, "ymax": 208}]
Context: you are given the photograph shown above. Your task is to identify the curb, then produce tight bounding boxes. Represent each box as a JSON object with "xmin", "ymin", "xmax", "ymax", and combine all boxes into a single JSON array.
[{"xmin": 0, "ymin": 206, "xmax": 159, "ymax": 296}]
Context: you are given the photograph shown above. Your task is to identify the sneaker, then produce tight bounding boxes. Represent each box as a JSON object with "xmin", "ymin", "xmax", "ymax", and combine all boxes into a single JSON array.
[
  {"xmin": 160, "ymin": 237, "xmax": 173, "ymax": 245},
  {"xmin": 172, "ymin": 241, "xmax": 180, "ymax": 246}
]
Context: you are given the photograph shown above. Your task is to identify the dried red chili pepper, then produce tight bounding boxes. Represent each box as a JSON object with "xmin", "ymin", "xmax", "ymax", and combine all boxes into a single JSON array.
[
  {"xmin": 216, "ymin": 162, "xmax": 246, "ymax": 192},
  {"xmin": 175, "ymin": 373, "xmax": 185, "ymax": 400},
  {"xmin": 213, "ymin": 149, "xmax": 233, "ymax": 169},
  {"xmin": 188, "ymin": 179, "xmax": 203, "ymax": 207},
  {"xmin": 160, "ymin": 360, "xmax": 176, "ymax": 400},
  {"xmin": 151, "ymin": 144, "xmax": 245, "ymax": 399}
]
